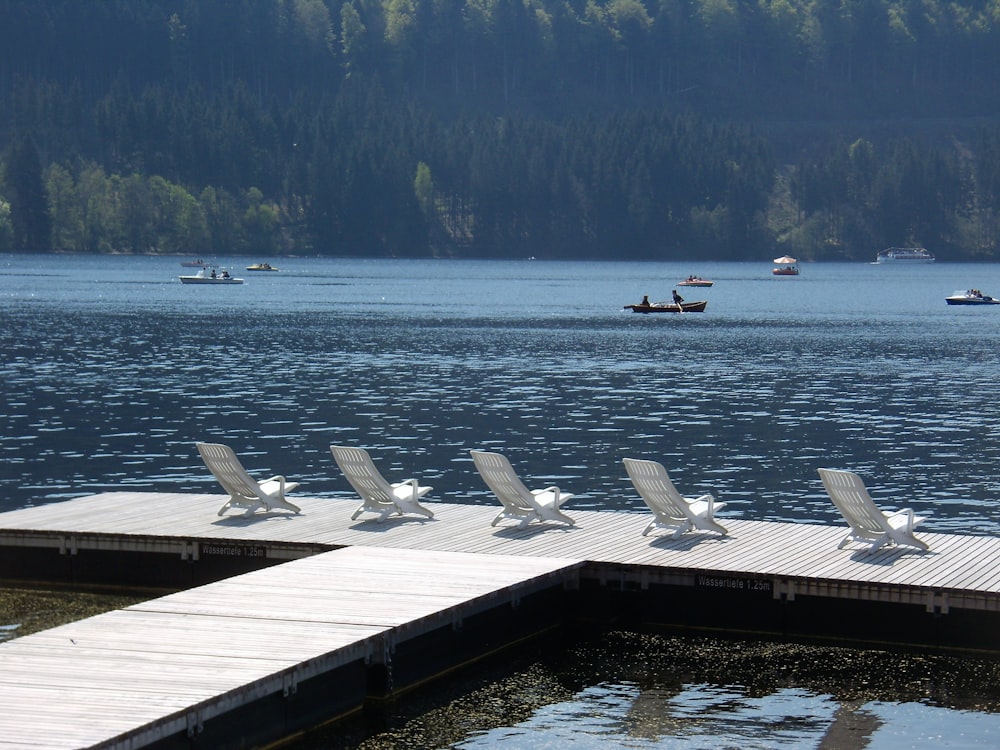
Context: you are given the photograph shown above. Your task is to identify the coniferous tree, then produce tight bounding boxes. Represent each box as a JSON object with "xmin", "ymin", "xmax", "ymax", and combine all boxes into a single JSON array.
[{"xmin": 5, "ymin": 136, "xmax": 52, "ymax": 251}]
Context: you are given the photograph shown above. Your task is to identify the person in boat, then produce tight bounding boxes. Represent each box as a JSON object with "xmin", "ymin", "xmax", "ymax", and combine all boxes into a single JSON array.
[
  {"xmin": 210, "ymin": 268, "xmax": 217, "ymax": 278},
  {"xmin": 672, "ymin": 289, "xmax": 684, "ymax": 305},
  {"xmin": 641, "ymin": 295, "xmax": 650, "ymax": 306},
  {"xmin": 221, "ymin": 270, "xmax": 231, "ymax": 279}
]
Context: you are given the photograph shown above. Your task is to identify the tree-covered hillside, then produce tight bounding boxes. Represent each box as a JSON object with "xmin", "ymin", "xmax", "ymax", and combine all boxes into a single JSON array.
[{"xmin": 2, "ymin": 0, "xmax": 1000, "ymax": 260}]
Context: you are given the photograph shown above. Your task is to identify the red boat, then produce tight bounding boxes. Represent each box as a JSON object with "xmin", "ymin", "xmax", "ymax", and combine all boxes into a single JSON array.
[{"xmin": 772, "ymin": 255, "xmax": 799, "ymax": 275}]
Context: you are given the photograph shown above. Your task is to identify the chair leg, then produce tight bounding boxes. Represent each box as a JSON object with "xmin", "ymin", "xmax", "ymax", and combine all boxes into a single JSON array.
[
  {"xmin": 703, "ymin": 519, "xmax": 728, "ymax": 536},
  {"xmin": 866, "ymin": 534, "xmax": 891, "ymax": 553}
]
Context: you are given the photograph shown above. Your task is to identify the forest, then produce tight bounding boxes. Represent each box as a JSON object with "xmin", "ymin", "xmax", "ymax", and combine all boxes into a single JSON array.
[{"xmin": 2, "ymin": 0, "xmax": 1000, "ymax": 261}]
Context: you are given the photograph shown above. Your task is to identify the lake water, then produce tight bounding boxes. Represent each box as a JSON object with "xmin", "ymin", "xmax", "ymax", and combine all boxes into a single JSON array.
[
  {"xmin": 3, "ymin": 253, "xmax": 1000, "ymax": 748},
  {"xmin": 3, "ymin": 253, "xmax": 1000, "ymax": 533}
]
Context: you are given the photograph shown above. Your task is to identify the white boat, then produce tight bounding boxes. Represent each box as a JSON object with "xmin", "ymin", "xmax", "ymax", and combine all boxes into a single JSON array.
[
  {"xmin": 875, "ymin": 247, "xmax": 935, "ymax": 263},
  {"xmin": 945, "ymin": 290, "xmax": 1000, "ymax": 306},
  {"xmin": 179, "ymin": 268, "xmax": 244, "ymax": 285},
  {"xmin": 678, "ymin": 275, "xmax": 714, "ymax": 287}
]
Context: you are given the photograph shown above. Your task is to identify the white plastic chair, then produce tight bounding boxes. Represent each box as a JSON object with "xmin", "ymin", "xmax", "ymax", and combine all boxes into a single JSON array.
[
  {"xmin": 623, "ymin": 457, "xmax": 727, "ymax": 538},
  {"xmin": 470, "ymin": 450, "xmax": 575, "ymax": 528},
  {"xmin": 196, "ymin": 442, "xmax": 301, "ymax": 518},
  {"xmin": 818, "ymin": 468, "xmax": 929, "ymax": 553},
  {"xmin": 330, "ymin": 445, "xmax": 434, "ymax": 522}
]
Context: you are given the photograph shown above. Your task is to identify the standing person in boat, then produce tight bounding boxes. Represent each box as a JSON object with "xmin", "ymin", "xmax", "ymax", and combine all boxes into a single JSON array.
[
  {"xmin": 641, "ymin": 295, "xmax": 651, "ymax": 306},
  {"xmin": 672, "ymin": 289, "xmax": 684, "ymax": 306}
]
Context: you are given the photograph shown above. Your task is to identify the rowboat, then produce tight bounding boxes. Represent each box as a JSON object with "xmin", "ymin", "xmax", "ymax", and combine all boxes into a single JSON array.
[{"xmin": 624, "ymin": 300, "xmax": 707, "ymax": 313}]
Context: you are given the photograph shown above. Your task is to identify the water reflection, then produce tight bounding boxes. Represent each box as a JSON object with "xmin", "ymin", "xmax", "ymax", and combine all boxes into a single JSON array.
[
  {"xmin": 470, "ymin": 683, "xmax": 1000, "ymax": 750},
  {"xmin": 291, "ymin": 630, "xmax": 1000, "ymax": 749}
]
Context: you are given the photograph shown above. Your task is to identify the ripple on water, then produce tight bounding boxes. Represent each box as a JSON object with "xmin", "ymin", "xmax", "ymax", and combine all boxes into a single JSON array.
[{"xmin": 3, "ymin": 260, "xmax": 1000, "ymax": 534}]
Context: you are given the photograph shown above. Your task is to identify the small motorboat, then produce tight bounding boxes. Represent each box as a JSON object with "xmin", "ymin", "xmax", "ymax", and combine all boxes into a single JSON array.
[
  {"xmin": 678, "ymin": 275, "xmax": 714, "ymax": 287},
  {"xmin": 624, "ymin": 300, "xmax": 707, "ymax": 313},
  {"xmin": 945, "ymin": 289, "xmax": 1000, "ymax": 305},
  {"xmin": 180, "ymin": 259, "xmax": 208, "ymax": 267},
  {"xmin": 179, "ymin": 268, "xmax": 244, "ymax": 285},
  {"xmin": 772, "ymin": 255, "xmax": 799, "ymax": 275},
  {"xmin": 246, "ymin": 262, "xmax": 279, "ymax": 271}
]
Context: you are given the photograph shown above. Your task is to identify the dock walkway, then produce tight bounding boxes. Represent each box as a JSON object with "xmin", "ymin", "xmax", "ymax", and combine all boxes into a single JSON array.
[
  {"xmin": 0, "ymin": 542, "xmax": 579, "ymax": 750},
  {"xmin": 2, "ymin": 491, "xmax": 1000, "ymax": 748},
  {"xmin": 2, "ymin": 492, "xmax": 998, "ymax": 612}
]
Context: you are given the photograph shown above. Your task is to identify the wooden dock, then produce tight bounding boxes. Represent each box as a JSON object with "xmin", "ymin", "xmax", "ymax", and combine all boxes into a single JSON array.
[
  {"xmin": 2, "ymin": 491, "xmax": 999, "ymax": 615},
  {"xmin": 0, "ymin": 544, "xmax": 580, "ymax": 750},
  {"xmin": 2, "ymin": 491, "xmax": 1000, "ymax": 748}
]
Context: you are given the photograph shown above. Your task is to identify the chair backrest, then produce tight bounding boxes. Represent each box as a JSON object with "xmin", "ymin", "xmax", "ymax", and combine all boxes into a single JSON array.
[
  {"xmin": 817, "ymin": 468, "xmax": 887, "ymax": 534},
  {"xmin": 330, "ymin": 446, "xmax": 396, "ymax": 503},
  {"xmin": 623, "ymin": 458, "xmax": 690, "ymax": 520},
  {"xmin": 470, "ymin": 450, "xmax": 534, "ymax": 509},
  {"xmin": 197, "ymin": 442, "xmax": 262, "ymax": 500}
]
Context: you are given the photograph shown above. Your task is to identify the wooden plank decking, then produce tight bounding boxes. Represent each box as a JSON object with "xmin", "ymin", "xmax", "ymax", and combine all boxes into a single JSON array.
[
  {"xmin": 0, "ymin": 545, "xmax": 580, "ymax": 750},
  {"xmin": 3, "ymin": 491, "xmax": 1000, "ymax": 748},
  {"xmin": 2, "ymin": 491, "xmax": 999, "ymax": 610}
]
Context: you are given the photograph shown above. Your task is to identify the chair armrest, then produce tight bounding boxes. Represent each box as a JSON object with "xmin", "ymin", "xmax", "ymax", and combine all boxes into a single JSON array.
[
  {"xmin": 532, "ymin": 486, "xmax": 570, "ymax": 506},
  {"xmin": 259, "ymin": 475, "xmax": 299, "ymax": 498},
  {"xmin": 886, "ymin": 507, "xmax": 917, "ymax": 529},
  {"xmin": 693, "ymin": 493, "xmax": 715, "ymax": 510},
  {"xmin": 533, "ymin": 485, "xmax": 557, "ymax": 499},
  {"xmin": 262, "ymin": 475, "xmax": 286, "ymax": 490}
]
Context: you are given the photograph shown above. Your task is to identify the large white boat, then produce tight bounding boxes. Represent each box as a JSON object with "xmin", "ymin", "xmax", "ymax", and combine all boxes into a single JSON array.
[{"xmin": 875, "ymin": 247, "xmax": 935, "ymax": 263}]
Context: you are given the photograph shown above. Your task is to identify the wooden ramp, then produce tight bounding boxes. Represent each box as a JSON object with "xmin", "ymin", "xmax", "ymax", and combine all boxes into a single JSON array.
[{"xmin": 0, "ymin": 545, "xmax": 580, "ymax": 750}]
